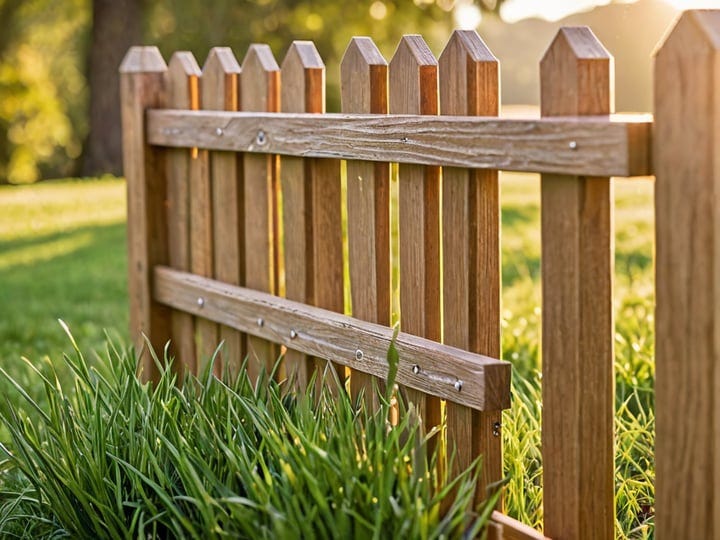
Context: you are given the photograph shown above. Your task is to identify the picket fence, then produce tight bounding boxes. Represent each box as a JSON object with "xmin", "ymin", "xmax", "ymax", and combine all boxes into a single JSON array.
[{"xmin": 120, "ymin": 9, "xmax": 720, "ymax": 539}]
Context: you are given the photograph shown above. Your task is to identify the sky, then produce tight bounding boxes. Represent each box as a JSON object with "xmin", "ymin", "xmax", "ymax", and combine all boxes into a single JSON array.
[{"xmin": 454, "ymin": 0, "xmax": 719, "ymax": 27}]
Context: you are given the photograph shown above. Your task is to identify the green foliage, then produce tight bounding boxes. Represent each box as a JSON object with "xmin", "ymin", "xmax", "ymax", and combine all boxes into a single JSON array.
[
  {"xmin": 0, "ymin": 0, "xmax": 88, "ymax": 183},
  {"xmin": 0, "ymin": 330, "xmax": 500, "ymax": 538}
]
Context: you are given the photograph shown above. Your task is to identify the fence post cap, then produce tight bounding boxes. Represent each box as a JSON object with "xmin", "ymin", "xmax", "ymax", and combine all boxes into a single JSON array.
[
  {"xmin": 440, "ymin": 30, "xmax": 497, "ymax": 64},
  {"xmin": 120, "ymin": 46, "xmax": 167, "ymax": 74},
  {"xmin": 654, "ymin": 10, "xmax": 720, "ymax": 58},
  {"xmin": 282, "ymin": 41, "xmax": 324, "ymax": 70},
  {"xmin": 342, "ymin": 37, "xmax": 387, "ymax": 68},
  {"xmin": 204, "ymin": 47, "xmax": 241, "ymax": 74},
  {"xmin": 390, "ymin": 35, "xmax": 438, "ymax": 68}
]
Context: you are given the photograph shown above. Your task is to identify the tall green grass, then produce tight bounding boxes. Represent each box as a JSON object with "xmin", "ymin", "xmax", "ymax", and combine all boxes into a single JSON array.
[
  {"xmin": 0, "ymin": 326, "xmax": 500, "ymax": 539},
  {"xmin": 0, "ymin": 176, "xmax": 655, "ymax": 537}
]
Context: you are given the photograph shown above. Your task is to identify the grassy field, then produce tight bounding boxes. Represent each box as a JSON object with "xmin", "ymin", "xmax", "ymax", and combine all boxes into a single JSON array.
[{"xmin": 0, "ymin": 175, "xmax": 654, "ymax": 537}]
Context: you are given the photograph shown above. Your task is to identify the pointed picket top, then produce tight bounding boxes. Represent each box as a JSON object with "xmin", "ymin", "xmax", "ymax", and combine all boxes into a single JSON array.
[
  {"xmin": 540, "ymin": 26, "xmax": 613, "ymax": 116},
  {"xmin": 281, "ymin": 41, "xmax": 325, "ymax": 113},
  {"xmin": 167, "ymin": 52, "xmax": 201, "ymax": 109},
  {"xmin": 120, "ymin": 46, "xmax": 167, "ymax": 73},
  {"xmin": 201, "ymin": 47, "xmax": 241, "ymax": 111},
  {"xmin": 341, "ymin": 37, "xmax": 387, "ymax": 114},
  {"xmin": 439, "ymin": 30, "xmax": 498, "ymax": 116},
  {"xmin": 655, "ymin": 9, "xmax": 720, "ymax": 59},
  {"xmin": 389, "ymin": 35, "xmax": 438, "ymax": 115},
  {"xmin": 241, "ymin": 44, "xmax": 280, "ymax": 112}
]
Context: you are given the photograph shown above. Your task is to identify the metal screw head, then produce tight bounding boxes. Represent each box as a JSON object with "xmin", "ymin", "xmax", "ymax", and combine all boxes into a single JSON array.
[
  {"xmin": 492, "ymin": 422, "xmax": 502, "ymax": 437},
  {"xmin": 412, "ymin": 364, "xmax": 420, "ymax": 375},
  {"xmin": 355, "ymin": 349, "xmax": 364, "ymax": 361},
  {"xmin": 215, "ymin": 127, "xmax": 224, "ymax": 136},
  {"xmin": 290, "ymin": 329, "xmax": 298, "ymax": 339},
  {"xmin": 454, "ymin": 380, "xmax": 464, "ymax": 392},
  {"xmin": 257, "ymin": 318, "xmax": 264, "ymax": 327},
  {"xmin": 256, "ymin": 130, "xmax": 267, "ymax": 145},
  {"xmin": 568, "ymin": 140, "xmax": 578, "ymax": 150},
  {"xmin": 197, "ymin": 297, "xmax": 205, "ymax": 308}
]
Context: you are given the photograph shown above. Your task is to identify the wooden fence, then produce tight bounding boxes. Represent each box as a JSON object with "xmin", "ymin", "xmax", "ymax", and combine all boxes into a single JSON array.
[{"xmin": 120, "ymin": 9, "xmax": 720, "ymax": 539}]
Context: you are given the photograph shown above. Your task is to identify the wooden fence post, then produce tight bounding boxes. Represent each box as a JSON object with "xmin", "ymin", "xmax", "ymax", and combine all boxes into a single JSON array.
[
  {"xmin": 540, "ymin": 27, "xmax": 615, "ymax": 539},
  {"xmin": 120, "ymin": 46, "xmax": 170, "ymax": 381},
  {"xmin": 341, "ymin": 37, "xmax": 391, "ymax": 408},
  {"xmin": 241, "ymin": 45, "xmax": 280, "ymax": 380},
  {"xmin": 654, "ymin": 10, "xmax": 720, "ymax": 539},
  {"xmin": 281, "ymin": 41, "xmax": 344, "ymax": 390},
  {"xmin": 203, "ymin": 47, "xmax": 244, "ymax": 376},
  {"xmin": 438, "ymin": 29, "xmax": 502, "ymax": 499},
  {"xmin": 389, "ymin": 35, "xmax": 442, "ymax": 433}
]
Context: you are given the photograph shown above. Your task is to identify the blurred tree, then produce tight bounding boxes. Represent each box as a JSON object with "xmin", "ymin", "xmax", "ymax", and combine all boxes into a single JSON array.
[
  {"xmin": 82, "ymin": 0, "xmax": 142, "ymax": 176},
  {"xmin": 0, "ymin": 0, "xmax": 505, "ymax": 183}
]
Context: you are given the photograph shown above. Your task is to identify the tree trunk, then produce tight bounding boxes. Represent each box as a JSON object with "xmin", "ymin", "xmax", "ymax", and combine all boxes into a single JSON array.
[{"xmin": 82, "ymin": 0, "xmax": 142, "ymax": 177}]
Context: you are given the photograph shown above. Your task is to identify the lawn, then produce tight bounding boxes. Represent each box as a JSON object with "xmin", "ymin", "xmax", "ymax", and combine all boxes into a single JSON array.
[{"xmin": 0, "ymin": 174, "xmax": 654, "ymax": 537}]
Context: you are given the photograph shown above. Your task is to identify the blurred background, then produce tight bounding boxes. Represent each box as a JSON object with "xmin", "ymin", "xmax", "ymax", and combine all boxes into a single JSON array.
[{"xmin": 0, "ymin": 0, "xmax": 708, "ymax": 186}]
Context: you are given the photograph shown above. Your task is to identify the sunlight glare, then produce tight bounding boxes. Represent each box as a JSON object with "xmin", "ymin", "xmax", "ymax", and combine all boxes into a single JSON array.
[
  {"xmin": 661, "ymin": 0, "xmax": 720, "ymax": 8},
  {"xmin": 500, "ymin": 0, "xmax": 612, "ymax": 22},
  {"xmin": 454, "ymin": 1, "xmax": 482, "ymax": 29}
]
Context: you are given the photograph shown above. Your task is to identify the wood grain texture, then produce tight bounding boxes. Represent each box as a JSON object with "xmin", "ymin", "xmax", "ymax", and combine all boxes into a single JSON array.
[
  {"xmin": 241, "ymin": 44, "xmax": 280, "ymax": 380},
  {"xmin": 154, "ymin": 266, "xmax": 510, "ymax": 411},
  {"xmin": 654, "ymin": 10, "xmax": 720, "ymax": 539},
  {"xmin": 147, "ymin": 109, "xmax": 652, "ymax": 177},
  {"xmin": 281, "ymin": 41, "xmax": 344, "ymax": 390},
  {"xmin": 120, "ymin": 46, "xmax": 170, "ymax": 381},
  {"xmin": 540, "ymin": 26, "xmax": 614, "ymax": 540},
  {"xmin": 188, "ymin": 58, "xmax": 218, "ymax": 370},
  {"xmin": 490, "ymin": 511, "xmax": 550, "ymax": 540},
  {"xmin": 390, "ymin": 35, "xmax": 442, "ymax": 433},
  {"xmin": 439, "ymin": 30, "xmax": 502, "ymax": 501},
  {"xmin": 202, "ymin": 47, "xmax": 244, "ymax": 375},
  {"xmin": 341, "ymin": 37, "xmax": 390, "ymax": 407},
  {"xmin": 165, "ymin": 52, "xmax": 199, "ymax": 376}
]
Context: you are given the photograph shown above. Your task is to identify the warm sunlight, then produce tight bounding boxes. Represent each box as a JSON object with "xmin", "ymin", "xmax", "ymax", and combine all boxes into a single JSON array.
[
  {"xmin": 498, "ymin": 0, "xmax": 716, "ymax": 24},
  {"xmin": 661, "ymin": 0, "xmax": 720, "ymax": 7}
]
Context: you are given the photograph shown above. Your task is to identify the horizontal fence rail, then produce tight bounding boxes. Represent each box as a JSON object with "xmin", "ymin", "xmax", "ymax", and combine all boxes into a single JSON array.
[
  {"xmin": 154, "ymin": 266, "xmax": 511, "ymax": 411},
  {"xmin": 147, "ymin": 110, "xmax": 653, "ymax": 177}
]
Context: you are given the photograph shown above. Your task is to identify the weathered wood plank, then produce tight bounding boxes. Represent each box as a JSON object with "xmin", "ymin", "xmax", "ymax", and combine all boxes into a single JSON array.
[
  {"xmin": 146, "ymin": 110, "xmax": 652, "ymax": 177},
  {"xmin": 390, "ymin": 35, "xmax": 442, "ymax": 434},
  {"xmin": 439, "ymin": 29, "xmax": 502, "ymax": 500},
  {"xmin": 341, "ymin": 37, "xmax": 391, "ymax": 408},
  {"xmin": 654, "ymin": 10, "xmax": 720, "ymax": 540},
  {"xmin": 241, "ymin": 44, "xmax": 280, "ymax": 380},
  {"xmin": 153, "ymin": 265, "xmax": 510, "ymax": 412},
  {"xmin": 165, "ymin": 51, "xmax": 199, "ymax": 375},
  {"xmin": 202, "ymin": 47, "xmax": 244, "ymax": 376},
  {"xmin": 190, "ymin": 61, "xmax": 218, "ymax": 370},
  {"xmin": 281, "ymin": 41, "xmax": 344, "ymax": 391},
  {"xmin": 120, "ymin": 46, "xmax": 170, "ymax": 381},
  {"xmin": 540, "ymin": 27, "xmax": 615, "ymax": 540}
]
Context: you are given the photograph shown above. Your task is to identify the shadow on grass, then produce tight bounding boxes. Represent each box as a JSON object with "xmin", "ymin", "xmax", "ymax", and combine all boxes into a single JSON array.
[{"xmin": 0, "ymin": 222, "xmax": 128, "ymax": 364}]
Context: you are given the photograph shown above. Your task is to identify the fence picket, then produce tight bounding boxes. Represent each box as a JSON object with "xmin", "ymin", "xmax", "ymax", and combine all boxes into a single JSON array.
[
  {"xmin": 241, "ymin": 45, "xmax": 280, "ymax": 380},
  {"xmin": 166, "ymin": 52, "xmax": 200, "ymax": 376},
  {"xmin": 389, "ymin": 36, "xmax": 442, "ymax": 433},
  {"xmin": 187, "ymin": 58, "xmax": 218, "ymax": 371},
  {"xmin": 341, "ymin": 37, "xmax": 391, "ymax": 409},
  {"xmin": 281, "ymin": 41, "xmax": 344, "ymax": 391},
  {"xmin": 654, "ymin": 11, "xmax": 720, "ymax": 539},
  {"xmin": 120, "ymin": 46, "xmax": 169, "ymax": 381},
  {"xmin": 202, "ymin": 47, "xmax": 244, "ymax": 376},
  {"xmin": 438, "ymin": 30, "xmax": 502, "ymax": 499},
  {"xmin": 540, "ymin": 27, "xmax": 615, "ymax": 539}
]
